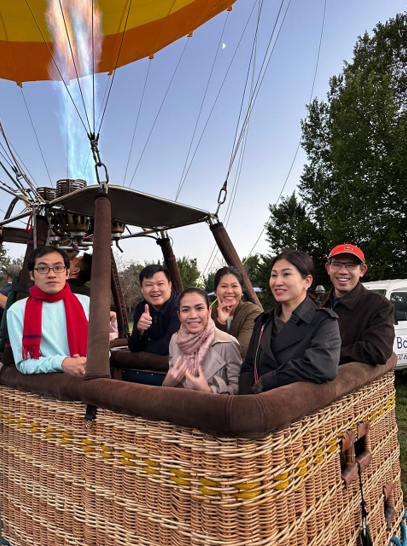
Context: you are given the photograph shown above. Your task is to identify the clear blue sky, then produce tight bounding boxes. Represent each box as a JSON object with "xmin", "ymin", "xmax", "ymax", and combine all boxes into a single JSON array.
[{"xmin": 1, "ymin": 0, "xmax": 405, "ymax": 275}]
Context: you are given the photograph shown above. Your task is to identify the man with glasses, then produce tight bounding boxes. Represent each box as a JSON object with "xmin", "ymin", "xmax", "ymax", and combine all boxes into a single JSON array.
[
  {"xmin": 7, "ymin": 247, "xmax": 89, "ymax": 375},
  {"xmin": 320, "ymin": 244, "xmax": 394, "ymax": 366}
]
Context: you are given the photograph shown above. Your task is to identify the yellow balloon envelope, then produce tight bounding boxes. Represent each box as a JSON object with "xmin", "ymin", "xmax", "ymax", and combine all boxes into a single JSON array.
[{"xmin": 0, "ymin": 0, "xmax": 236, "ymax": 83}]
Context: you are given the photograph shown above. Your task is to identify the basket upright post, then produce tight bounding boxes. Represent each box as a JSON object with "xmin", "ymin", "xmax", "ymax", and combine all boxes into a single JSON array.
[
  {"xmin": 209, "ymin": 221, "xmax": 262, "ymax": 308},
  {"xmin": 85, "ymin": 194, "xmax": 112, "ymax": 380},
  {"xmin": 156, "ymin": 232, "xmax": 183, "ymax": 293}
]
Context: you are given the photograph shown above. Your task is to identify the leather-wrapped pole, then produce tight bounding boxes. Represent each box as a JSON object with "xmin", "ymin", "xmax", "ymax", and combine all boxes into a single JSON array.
[
  {"xmin": 210, "ymin": 222, "xmax": 262, "ymax": 309},
  {"xmin": 85, "ymin": 195, "xmax": 111, "ymax": 380},
  {"xmin": 156, "ymin": 237, "xmax": 183, "ymax": 293}
]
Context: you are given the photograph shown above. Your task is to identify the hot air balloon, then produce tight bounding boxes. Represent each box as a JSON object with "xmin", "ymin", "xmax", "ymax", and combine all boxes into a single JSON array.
[{"xmin": 0, "ymin": 0, "xmax": 236, "ymax": 83}]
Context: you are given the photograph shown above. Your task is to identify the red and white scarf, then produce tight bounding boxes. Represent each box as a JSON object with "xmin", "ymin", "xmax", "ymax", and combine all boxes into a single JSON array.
[
  {"xmin": 22, "ymin": 283, "xmax": 88, "ymax": 360},
  {"xmin": 176, "ymin": 318, "xmax": 215, "ymax": 377}
]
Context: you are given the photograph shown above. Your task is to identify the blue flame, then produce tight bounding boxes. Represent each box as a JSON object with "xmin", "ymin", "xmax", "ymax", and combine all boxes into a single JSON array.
[{"xmin": 46, "ymin": 0, "xmax": 103, "ymax": 184}]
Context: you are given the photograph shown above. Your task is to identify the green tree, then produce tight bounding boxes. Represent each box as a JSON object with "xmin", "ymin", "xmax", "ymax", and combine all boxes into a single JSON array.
[
  {"xmin": 119, "ymin": 262, "xmax": 144, "ymax": 311},
  {"xmin": 176, "ymin": 257, "xmax": 200, "ymax": 289},
  {"xmin": 243, "ymin": 253, "xmax": 275, "ymax": 309},
  {"xmin": 264, "ymin": 193, "xmax": 328, "ymax": 288},
  {"xmin": 0, "ymin": 247, "xmax": 23, "ymax": 287},
  {"xmin": 203, "ymin": 271, "xmax": 216, "ymax": 294},
  {"xmin": 299, "ymin": 12, "xmax": 407, "ymax": 281}
]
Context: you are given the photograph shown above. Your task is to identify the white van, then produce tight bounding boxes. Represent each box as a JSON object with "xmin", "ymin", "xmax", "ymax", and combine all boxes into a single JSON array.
[{"xmin": 363, "ymin": 280, "xmax": 407, "ymax": 370}]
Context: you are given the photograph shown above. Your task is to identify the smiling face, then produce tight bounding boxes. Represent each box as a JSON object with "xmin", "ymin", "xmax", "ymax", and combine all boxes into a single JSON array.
[
  {"xmin": 269, "ymin": 258, "xmax": 312, "ymax": 309},
  {"xmin": 29, "ymin": 252, "xmax": 69, "ymax": 294},
  {"xmin": 178, "ymin": 292, "xmax": 211, "ymax": 334},
  {"xmin": 215, "ymin": 273, "xmax": 243, "ymax": 313},
  {"xmin": 325, "ymin": 253, "xmax": 367, "ymax": 297},
  {"xmin": 141, "ymin": 272, "xmax": 172, "ymax": 310}
]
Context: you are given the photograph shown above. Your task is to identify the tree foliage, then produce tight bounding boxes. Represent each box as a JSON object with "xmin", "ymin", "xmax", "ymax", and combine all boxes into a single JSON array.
[
  {"xmin": 266, "ymin": 13, "xmax": 407, "ymax": 284},
  {"xmin": 0, "ymin": 246, "xmax": 23, "ymax": 287},
  {"xmin": 265, "ymin": 193, "xmax": 327, "ymax": 287},
  {"xmin": 177, "ymin": 257, "xmax": 200, "ymax": 289},
  {"xmin": 242, "ymin": 254, "xmax": 275, "ymax": 309}
]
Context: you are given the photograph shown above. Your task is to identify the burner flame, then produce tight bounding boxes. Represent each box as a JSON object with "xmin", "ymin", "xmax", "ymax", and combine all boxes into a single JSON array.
[{"xmin": 46, "ymin": 0, "xmax": 103, "ymax": 182}]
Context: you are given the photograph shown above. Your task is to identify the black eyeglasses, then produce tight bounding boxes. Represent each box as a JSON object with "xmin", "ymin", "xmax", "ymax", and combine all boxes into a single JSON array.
[
  {"xmin": 33, "ymin": 266, "xmax": 67, "ymax": 275},
  {"xmin": 329, "ymin": 261, "xmax": 360, "ymax": 271}
]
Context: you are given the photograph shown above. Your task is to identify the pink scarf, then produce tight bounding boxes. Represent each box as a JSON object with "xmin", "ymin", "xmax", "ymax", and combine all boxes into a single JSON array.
[{"xmin": 176, "ymin": 318, "xmax": 216, "ymax": 377}]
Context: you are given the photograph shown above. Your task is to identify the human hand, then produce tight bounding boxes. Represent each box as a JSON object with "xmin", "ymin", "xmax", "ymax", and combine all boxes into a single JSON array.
[
  {"xmin": 216, "ymin": 299, "xmax": 234, "ymax": 325},
  {"xmin": 184, "ymin": 367, "xmax": 212, "ymax": 392},
  {"xmin": 109, "ymin": 311, "xmax": 118, "ymax": 340},
  {"xmin": 163, "ymin": 356, "xmax": 187, "ymax": 387},
  {"xmin": 137, "ymin": 304, "xmax": 152, "ymax": 334},
  {"xmin": 62, "ymin": 354, "xmax": 86, "ymax": 376}
]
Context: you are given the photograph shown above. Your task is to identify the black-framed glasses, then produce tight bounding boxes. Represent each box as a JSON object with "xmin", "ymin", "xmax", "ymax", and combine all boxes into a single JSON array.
[
  {"xmin": 34, "ymin": 266, "xmax": 67, "ymax": 275},
  {"xmin": 329, "ymin": 261, "xmax": 360, "ymax": 271}
]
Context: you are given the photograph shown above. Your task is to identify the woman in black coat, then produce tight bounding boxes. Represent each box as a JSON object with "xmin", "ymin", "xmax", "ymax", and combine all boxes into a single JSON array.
[{"xmin": 239, "ymin": 250, "xmax": 341, "ymax": 394}]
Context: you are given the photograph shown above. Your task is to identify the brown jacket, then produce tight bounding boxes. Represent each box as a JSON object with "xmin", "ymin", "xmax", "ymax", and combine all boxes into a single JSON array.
[
  {"xmin": 169, "ymin": 328, "xmax": 242, "ymax": 395},
  {"xmin": 213, "ymin": 301, "xmax": 262, "ymax": 358},
  {"xmin": 319, "ymin": 282, "xmax": 394, "ymax": 366}
]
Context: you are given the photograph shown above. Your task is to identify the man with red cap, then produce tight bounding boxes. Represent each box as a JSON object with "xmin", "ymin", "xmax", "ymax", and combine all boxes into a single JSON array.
[{"xmin": 319, "ymin": 244, "xmax": 394, "ymax": 366}]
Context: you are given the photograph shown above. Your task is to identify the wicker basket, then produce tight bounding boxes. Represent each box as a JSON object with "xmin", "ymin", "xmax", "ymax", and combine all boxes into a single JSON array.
[{"xmin": 0, "ymin": 372, "xmax": 403, "ymax": 546}]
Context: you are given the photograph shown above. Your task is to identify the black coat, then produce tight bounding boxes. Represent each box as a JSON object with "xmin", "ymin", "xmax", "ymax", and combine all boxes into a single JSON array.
[
  {"xmin": 239, "ymin": 297, "xmax": 340, "ymax": 394},
  {"xmin": 319, "ymin": 283, "xmax": 394, "ymax": 366}
]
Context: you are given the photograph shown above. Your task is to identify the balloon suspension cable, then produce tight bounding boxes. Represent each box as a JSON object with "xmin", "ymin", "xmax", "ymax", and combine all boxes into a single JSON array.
[
  {"xmin": 214, "ymin": 180, "xmax": 228, "ymax": 218},
  {"xmin": 0, "ymin": 120, "xmax": 44, "ymax": 205},
  {"xmin": 0, "ymin": 179, "xmax": 27, "ymax": 200},
  {"xmin": 88, "ymin": 133, "xmax": 109, "ymax": 194}
]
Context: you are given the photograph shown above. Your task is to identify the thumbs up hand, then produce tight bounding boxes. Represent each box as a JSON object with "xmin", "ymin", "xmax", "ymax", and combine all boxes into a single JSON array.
[{"xmin": 137, "ymin": 303, "xmax": 153, "ymax": 334}]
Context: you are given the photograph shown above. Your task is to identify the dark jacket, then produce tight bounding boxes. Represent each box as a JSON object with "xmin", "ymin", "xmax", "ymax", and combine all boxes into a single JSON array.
[
  {"xmin": 128, "ymin": 291, "xmax": 180, "ymax": 355},
  {"xmin": 319, "ymin": 282, "xmax": 394, "ymax": 366},
  {"xmin": 67, "ymin": 278, "xmax": 90, "ymax": 296},
  {"xmin": 239, "ymin": 297, "xmax": 340, "ymax": 394},
  {"xmin": 0, "ymin": 283, "xmax": 12, "ymax": 323},
  {"xmin": 214, "ymin": 300, "xmax": 262, "ymax": 358}
]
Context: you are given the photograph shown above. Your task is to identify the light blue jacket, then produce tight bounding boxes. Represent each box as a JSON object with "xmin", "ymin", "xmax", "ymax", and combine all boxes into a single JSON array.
[{"xmin": 7, "ymin": 295, "xmax": 90, "ymax": 374}]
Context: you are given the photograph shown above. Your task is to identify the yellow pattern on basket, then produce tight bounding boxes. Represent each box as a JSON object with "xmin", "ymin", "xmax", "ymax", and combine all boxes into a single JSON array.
[
  {"xmin": 170, "ymin": 468, "xmax": 191, "ymax": 486},
  {"xmin": 143, "ymin": 458, "xmax": 160, "ymax": 475},
  {"xmin": 0, "ymin": 372, "xmax": 401, "ymax": 546},
  {"xmin": 233, "ymin": 481, "xmax": 262, "ymax": 499}
]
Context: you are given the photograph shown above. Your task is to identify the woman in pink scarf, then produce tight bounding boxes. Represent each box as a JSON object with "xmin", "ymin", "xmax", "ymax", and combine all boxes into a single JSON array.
[{"xmin": 163, "ymin": 288, "xmax": 242, "ymax": 394}]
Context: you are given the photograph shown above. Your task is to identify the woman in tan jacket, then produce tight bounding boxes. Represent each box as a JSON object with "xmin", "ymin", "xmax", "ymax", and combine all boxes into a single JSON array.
[
  {"xmin": 212, "ymin": 267, "xmax": 262, "ymax": 358},
  {"xmin": 163, "ymin": 288, "xmax": 242, "ymax": 394}
]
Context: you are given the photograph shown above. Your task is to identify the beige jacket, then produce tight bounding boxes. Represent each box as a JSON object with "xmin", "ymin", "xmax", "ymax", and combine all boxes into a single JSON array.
[{"xmin": 169, "ymin": 328, "xmax": 242, "ymax": 395}]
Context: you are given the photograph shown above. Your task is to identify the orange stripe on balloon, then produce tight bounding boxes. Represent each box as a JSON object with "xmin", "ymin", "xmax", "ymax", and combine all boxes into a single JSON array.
[{"xmin": 0, "ymin": 0, "xmax": 236, "ymax": 83}]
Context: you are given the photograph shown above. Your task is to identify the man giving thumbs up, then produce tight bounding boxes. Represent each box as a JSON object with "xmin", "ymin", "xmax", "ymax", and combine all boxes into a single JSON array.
[{"xmin": 128, "ymin": 265, "xmax": 180, "ymax": 356}]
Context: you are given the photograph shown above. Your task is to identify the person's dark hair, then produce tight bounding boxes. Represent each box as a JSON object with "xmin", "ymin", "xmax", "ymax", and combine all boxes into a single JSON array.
[
  {"xmin": 139, "ymin": 264, "xmax": 171, "ymax": 284},
  {"xmin": 28, "ymin": 246, "xmax": 70, "ymax": 271},
  {"xmin": 75, "ymin": 253, "xmax": 92, "ymax": 285},
  {"xmin": 178, "ymin": 287, "xmax": 210, "ymax": 310},
  {"xmin": 271, "ymin": 250, "xmax": 319, "ymax": 304},
  {"xmin": 271, "ymin": 250, "xmax": 315, "ymax": 279},
  {"xmin": 213, "ymin": 266, "xmax": 245, "ymax": 292}
]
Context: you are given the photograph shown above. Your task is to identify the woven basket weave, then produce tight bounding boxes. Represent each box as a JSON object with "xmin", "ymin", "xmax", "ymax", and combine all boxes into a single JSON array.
[{"xmin": 0, "ymin": 372, "xmax": 403, "ymax": 546}]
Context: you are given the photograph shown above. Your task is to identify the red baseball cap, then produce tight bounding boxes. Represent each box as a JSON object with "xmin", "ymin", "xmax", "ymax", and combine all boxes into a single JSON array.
[{"xmin": 328, "ymin": 244, "xmax": 365, "ymax": 263}]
